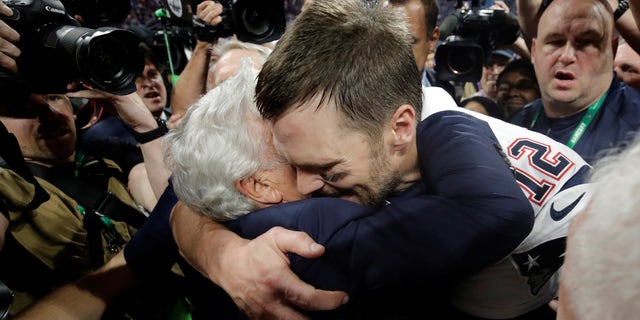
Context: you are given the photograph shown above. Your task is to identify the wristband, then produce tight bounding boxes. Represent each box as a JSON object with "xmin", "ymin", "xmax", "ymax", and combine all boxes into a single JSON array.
[
  {"xmin": 132, "ymin": 118, "xmax": 168, "ymax": 144},
  {"xmin": 614, "ymin": 0, "xmax": 629, "ymax": 21}
]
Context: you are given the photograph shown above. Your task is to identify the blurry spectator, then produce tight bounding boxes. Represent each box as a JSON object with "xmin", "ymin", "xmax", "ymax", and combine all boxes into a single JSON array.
[
  {"xmin": 389, "ymin": 0, "xmax": 456, "ymax": 97},
  {"xmin": 517, "ymin": 0, "xmax": 640, "ymax": 54},
  {"xmin": 459, "ymin": 95, "xmax": 507, "ymax": 120},
  {"xmin": 555, "ymin": 133, "xmax": 640, "ymax": 320},
  {"xmin": 614, "ymin": 37, "xmax": 640, "ymax": 89},
  {"xmin": 510, "ymin": 0, "xmax": 640, "ymax": 164},
  {"xmin": 474, "ymin": 49, "xmax": 516, "ymax": 100},
  {"xmin": 496, "ymin": 58, "xmax": 540, "ymax": 119},
  {"xmin": 206, "ymin": 40, "xmax": 272, "ymax": 91}
]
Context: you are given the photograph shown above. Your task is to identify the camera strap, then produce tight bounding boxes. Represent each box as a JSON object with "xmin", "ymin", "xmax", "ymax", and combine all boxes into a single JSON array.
[
  {"xmin": 27, "ymin": 161, "xmax": 146, "ymax": 268},
  {"xmin": 0, "ymin": 123, "xmax": 50, "ymax": 213},
  {"xmin": 25, "ymin": 162, "xmax": 147, "ymax": 230}
]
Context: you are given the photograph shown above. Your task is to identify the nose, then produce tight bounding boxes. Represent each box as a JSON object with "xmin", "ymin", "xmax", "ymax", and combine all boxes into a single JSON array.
[
  {"xmin": 295, "ymin": 170, "xmax": 326, "ymax": 196},
  {"xmin": 507, "ymin": 86, "xmax": 520, "ymax": 96},
  {"xmin": 26, "ymin": 95, "xmax": 59, "ymax": 117},
  {"xmin": 137, "ymin": 76, "xmax": 153, "ymax": 88},
  {"xmin": 559, "ymin": 43, "xmax": 577, "ymax": 64}
]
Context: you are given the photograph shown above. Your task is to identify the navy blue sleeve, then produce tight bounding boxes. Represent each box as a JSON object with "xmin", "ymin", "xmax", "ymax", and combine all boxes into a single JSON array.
[
  {"xmin": 227, "ymin": 111, "xmax": 534, "ymax": 299},
  {"xmin": 123, "ymin": 181, "xmax": 180, "ymax": 278}
]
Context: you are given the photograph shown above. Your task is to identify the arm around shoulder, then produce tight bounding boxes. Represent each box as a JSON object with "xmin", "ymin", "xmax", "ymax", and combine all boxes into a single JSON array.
[{"xmin": 170, "ymin": 201, "xmax": 348, "ymax": 319}]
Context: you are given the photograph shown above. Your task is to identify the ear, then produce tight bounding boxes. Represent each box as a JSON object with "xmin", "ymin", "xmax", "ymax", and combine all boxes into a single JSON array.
[
  {"xmin": 235, "ymin": 175, "xmax": 283, "ymax": 207},
  {"xmin": 530, "ymin": 38, "xmax": 537, "ymax": 65},
  {"xmin": 612, "ymin": 35, "xmax": 619, "ymax": 58},
  {"xmin": 429, "ymin": 27, "xmax": 440, "ymax": 53},
  {"xmin": 389, "ymin": 104, "xmax": 417, "ymax": 150}
]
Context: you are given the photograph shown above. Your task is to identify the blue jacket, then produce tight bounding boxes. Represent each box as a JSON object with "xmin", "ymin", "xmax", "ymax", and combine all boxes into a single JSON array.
[{"xmin": 510, "ymin": 76, "xmax": 640, "ymax": 164}]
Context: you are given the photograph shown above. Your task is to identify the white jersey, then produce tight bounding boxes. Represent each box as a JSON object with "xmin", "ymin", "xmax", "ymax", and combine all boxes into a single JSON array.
[{"xmin": 422, "ymin": 87, "xmax": 592, "ymax": 318}]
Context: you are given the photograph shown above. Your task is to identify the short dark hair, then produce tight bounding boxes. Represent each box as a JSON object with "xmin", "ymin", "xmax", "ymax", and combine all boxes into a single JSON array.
[
  {"xmin": 459, "ymin": 96, "xmax": 507, "ymax": 121},
  {"xmin": 388, "ymin": 0, "xmax": 440, "ymax": 36},
  {"xmin": 256, "ymin": 0, "xmax": 422, "ymax": 142},
  {"xmin": 139, "ymin": 42, "xmax": 159, "ymax": 68},
  {"xmin": 496, "ymin": 58, "xmax": 537, "ymax": 87}
]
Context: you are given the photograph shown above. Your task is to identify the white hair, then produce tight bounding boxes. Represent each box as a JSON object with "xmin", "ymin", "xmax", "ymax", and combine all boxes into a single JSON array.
[
  {"xmin": 212, "ymin": 39, "xmax": 272, "ymax": 60},
  {"xmin": 164, "ymin": 62, "xmax": 268, "ymax": 221},
  {"xmin": 562, "ymin": 134, "xmax": 640, "ymax": 319},
  {"xmin": 206, "ymin": 40, "xmax": 272, "ymax": 91}
]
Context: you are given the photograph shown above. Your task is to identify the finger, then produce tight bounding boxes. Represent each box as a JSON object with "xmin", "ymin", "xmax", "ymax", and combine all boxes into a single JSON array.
[
  {"xmin": 0, "ymin": 53, "xmax": 17, "ymax": 72},
  {"xmin": 548, "ymin": 299, "xmax": 559, "ymax": 312},
  {"xmin": 0, "ymin": 4, "xmax": 12, "ymax": 17},
  {"xmin": 196, "ymin": 1, "xmax": 214, "ymax": 15},
  {"xmin": 0, "ymin": 21, "xmax": 20, "ymax": 43},
  {"xmin": 256, "ymin": 302, "xmax": 311, "ymax": 320},
  {"xmin": 283, "ymin": 285, "xmax": 348, "ymax": 311},
  {"xmin": 268, "ymin": 227, "xmax": 325, "ymax": 259},
  {"xmin": 197, "ymin": 1, "xmax": 223, "ymax": 18},
  {"xmin": 204, "ymin": 14, "xmax": 223, "ymax": 27}
]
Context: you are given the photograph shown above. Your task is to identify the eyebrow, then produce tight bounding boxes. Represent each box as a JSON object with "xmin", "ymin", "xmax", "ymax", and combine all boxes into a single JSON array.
[{"xmin": 293, "ymin": 159, "xmax": 343, "ymax": 172}]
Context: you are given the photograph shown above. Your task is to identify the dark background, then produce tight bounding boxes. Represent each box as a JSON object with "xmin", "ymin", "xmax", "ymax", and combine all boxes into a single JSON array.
[{"xmin": 124, "ymin": 0, "xmax": 518, "ymax": 29}]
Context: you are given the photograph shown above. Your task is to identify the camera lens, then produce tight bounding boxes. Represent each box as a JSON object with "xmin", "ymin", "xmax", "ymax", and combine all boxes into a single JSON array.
[
  {"xmin": 46, "ymin": 25, "xmax": 143, "ymax": 95},
  {"xmin": 76, "ymin": 28, "xmax": 144, "ymax": 95},
  {"xmin": 435, "ymin": 40, "xmax": 484, "ymax": 82},
  {"xmin": 447, "ymin": 50, "xmax": 476, "ymax": 76},
  {"xmin": 232, "ymin": 0, "xmax": 285, "ymax": 44},
  {"xmin": 240, "ymin": 4, "xmax": 270, "ymax": 37}
]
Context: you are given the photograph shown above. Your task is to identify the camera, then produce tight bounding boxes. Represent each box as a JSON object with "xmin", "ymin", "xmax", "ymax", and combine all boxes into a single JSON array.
[
  {"xmin": 162, "ymin": 0, "xmax": 286, "ymax": 44},
  {"xmin": 60, "ymin": 0, "xmax": 131, "ymax": 28},
  {"xmin": 0, "ymin": 0, "xmax": 144, "ymax": 97},
  {"xmin": 434, "ymin": 0, "xmax": 520, "ymax": 82}
]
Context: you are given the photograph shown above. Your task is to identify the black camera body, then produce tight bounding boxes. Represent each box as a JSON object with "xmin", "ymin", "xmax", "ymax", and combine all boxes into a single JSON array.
[
  {"xmin": 163, "ymin": 0, "xmax": 285, "ymax": 44},
  {"xmin": 0, "ymin": 0, "xmax": 143, "ymax": 96},
  {"xmin": 435, "ymin": 4, "xmax": 520, "ymax": 82},
  {"xmin": 60, "ymin": 0, "xmax": 131, "ymax": 28}
]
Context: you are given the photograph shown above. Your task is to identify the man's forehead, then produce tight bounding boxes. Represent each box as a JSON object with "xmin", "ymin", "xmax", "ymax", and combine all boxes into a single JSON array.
[{"xmin": 541, "ymin": 0, "xmax": 611, "ymax": 24}]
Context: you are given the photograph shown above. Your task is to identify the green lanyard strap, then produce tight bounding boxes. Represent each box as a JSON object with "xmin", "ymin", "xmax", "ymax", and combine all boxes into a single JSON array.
[{"xmin": 529, "ymin": 92, "xmax": 608, "ymax": 149}]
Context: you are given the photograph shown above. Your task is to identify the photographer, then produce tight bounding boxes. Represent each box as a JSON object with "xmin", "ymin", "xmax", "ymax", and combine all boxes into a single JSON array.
[{"xmin": 0, "ymin": 0, "xmax": 176, "ymax": 316}]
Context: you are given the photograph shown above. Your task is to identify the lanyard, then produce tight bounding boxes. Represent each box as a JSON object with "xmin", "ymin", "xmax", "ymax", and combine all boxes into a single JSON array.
[{"xmin": 529, "ymin": 92, "xmax": 608, "ymax": 149}]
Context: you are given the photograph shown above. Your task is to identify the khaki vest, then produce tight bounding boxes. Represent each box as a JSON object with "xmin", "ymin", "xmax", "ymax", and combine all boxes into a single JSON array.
[{"xmin": 0, "ymin": 160, "xmax": 141, "ymax": 314}]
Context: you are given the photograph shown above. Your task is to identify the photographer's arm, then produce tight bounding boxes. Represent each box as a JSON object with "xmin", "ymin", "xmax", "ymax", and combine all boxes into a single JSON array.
[
  {"xmin": 0, "ymin": 4, "xmax": 20, "ymax": 73},
  {"xmin": 609, "ymin": 0, "xmax": 640, "ymax": 54},
  {"xmin": 488, "ymin": 2, "xmax": 531, "ymax": 58},
  {"xmin": 170, "ymin": 1, "xmax": 222, "ymax": 117},
  {"xmin": 66, "ymin": 89, "xmax": 170, "ymax": 208},
  {"xmin": 170, "ymin": 202, "xmax": 348, "ymax": 320},
  {"xmin": 170, "ymin": 40, "xmax": 213, "ymax": 117},
  {"xmin": 516, "ymin": 0, "xmax": 543, "ymax": 50},
  {"xmin": 12, "ymin": 251, "xmax": 134, "ymax": 320},
  {"xmin": 632, "ymin": 0, "xmax": 640, "ymax": 30}
]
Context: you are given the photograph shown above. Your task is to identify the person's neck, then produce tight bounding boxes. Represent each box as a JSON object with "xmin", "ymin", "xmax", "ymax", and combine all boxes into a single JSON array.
[
  {"xmin": 543, "ymin": 92, "xmax": 607, "ymax": 119},
  {"xmin": 543, "ymin": 103, "xmax": 591, "ymax": 119},
  {"xmin": 395, "ymin": 140, "xmax": 422, "ymax": 192}
]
